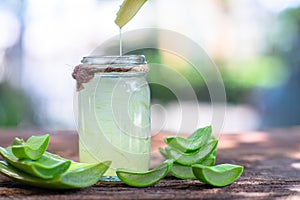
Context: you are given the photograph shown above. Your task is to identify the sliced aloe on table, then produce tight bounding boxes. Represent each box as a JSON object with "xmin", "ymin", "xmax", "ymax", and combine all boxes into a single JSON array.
[
  {"xmin": 159, "ymin": 147, "xmax": 169, "ymax": 159},
  {"xmin": 11, "ymin": 134, "xmax": 50, "ymax": 160},
  {"xmin": 116, "ymin": 159, "xmax": 173, "ymax": 187},
  {"xmin": 188, "ymin": 126, "xmax": 212, "ymax": 140},
  {"xmin": 199, "ymin": 153, "xmax": 216, "ymax": 166},
  {"xmin": 170, "ymin": 163, "xmax": 196, "ymax": 180},
  {"xmin": 165, "ymin": 140, "xmax": 218, "ymax": 166},
  {"xmin": 164, "ymin": 126, "xmax": 212, "ymax": 152},
  {"xmin": 11, "ymin": 137, "xmax": 24, "ymax": 146},
  {"xmin": 0, "ymin": 160, "xmax": 111, "ymax": 189},
  {"xmin": 170, "ymin": 153, "xmax": 216, "ymax": 180},
  {"xmin": 0, "ymin": 147, "xmax": 71, "ymax": 179},
  {"xmin": 115, "ymin": 0, "xmax": 148, "ymax": 28},
  {"xmin": 192, "ymin": 164, "xmax": 244, "ymax": 187}
]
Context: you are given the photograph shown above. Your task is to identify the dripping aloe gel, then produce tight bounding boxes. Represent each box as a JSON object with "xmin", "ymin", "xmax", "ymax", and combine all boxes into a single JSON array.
[{"xmin": 75, "ymin": 55, "xmax": 151, "ymax": 180}]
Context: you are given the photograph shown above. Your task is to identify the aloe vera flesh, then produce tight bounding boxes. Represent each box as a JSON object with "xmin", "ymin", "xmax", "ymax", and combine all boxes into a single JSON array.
[
  {"xmin": 0, "ymin": 160, "xmax": 111, "ymax": 189},
  {"xmin": 0, "ymin": 147, "xmax": 71, "ymax": 179},
  {"xmin": 166, "ymin": 140, "xmax": 218, "ymax": 166},
  {"xmin": 11, "ymin": 134, "xmax": 50, "ymax": 160}
]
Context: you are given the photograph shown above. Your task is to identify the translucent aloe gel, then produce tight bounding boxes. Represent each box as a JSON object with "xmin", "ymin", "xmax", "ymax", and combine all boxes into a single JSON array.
[{"xmin": 76, "ymin": 55, "xmax": 151, "ymax": 180}]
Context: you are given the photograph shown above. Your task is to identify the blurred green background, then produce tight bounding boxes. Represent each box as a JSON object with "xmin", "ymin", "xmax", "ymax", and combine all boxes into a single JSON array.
[{"xmin": 0, "ymin": 0, "xmax": 300, "ymax": 132}]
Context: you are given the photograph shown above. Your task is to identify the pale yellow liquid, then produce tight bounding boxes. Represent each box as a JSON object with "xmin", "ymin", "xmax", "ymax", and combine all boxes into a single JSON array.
[{"xmin": 78, "ymin": 74, "xmax": 150, "ymax": 176}]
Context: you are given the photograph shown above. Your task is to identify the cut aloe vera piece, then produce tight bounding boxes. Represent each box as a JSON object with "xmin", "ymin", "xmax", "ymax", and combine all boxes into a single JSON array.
[
  {"xmin": 165, "ymin": 140, "xmax": 218, "ymax": 166},
  {"xmin": 11, "ymin": 135, "xmax": 50, "ymax": 160},
  {"xmin": 164, "ymin": 126, "xmax": 212, "ymax": 152},
  {"xmin": 160, "ymin": 146, "xmax": 216, "ymax": 164},
  {"xmin": 0, "ymin": 147, "xmax": 71, "ymax": 179},
  {"xmin": 159, "ymin": 147, "xmax": 169, "ymax": 158},
  {"xmin": 199, "ymin": 153, "xmax": 216, "ymax": 166},
  {"xmin": 170, "ymin": 163, "xmax": 196, "ymax": 180},
  {"xmin": 188, "ymin": 126, "xmax": 212, "ymax": 140},
  {"xmin": 0, "ymin": 160, "xmax": 111, "ymax": 189},
  {"xmin": 115, "ymin": 0, "xmax": 147, "ymax": 28},
  {"xmin": 169, "ymin": 148, "xmax": 216, "ymax": 180},
  {"xmin": 116, "ymin": 159, "xmax": 173, "ymax": 187},
  {"xmin": 11, "ymin": 137, "xmax": 24, "ymax": 145},
  {"xmin": 192, "ymin": 164, "xmax": 244, "ymax": 187}
]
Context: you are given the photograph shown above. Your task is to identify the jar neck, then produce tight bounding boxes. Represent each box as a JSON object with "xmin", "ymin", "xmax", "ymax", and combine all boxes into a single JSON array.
[{"xmin": 73, "ymin": 55, "xmax": 149, "ymax": 91}]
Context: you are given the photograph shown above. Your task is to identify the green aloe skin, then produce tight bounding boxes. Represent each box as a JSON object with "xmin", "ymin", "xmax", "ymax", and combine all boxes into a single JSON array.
[
  {"xmin": 0, "ymin": 160, "xmax": 111, "ymax": 189},
  {"xmin": 192, "ymin": 164, "xmax": 244, "ymax": 187},
  {"xmin": 116, "ymin": 159, "xmax": 173, "ymax": 187},
  {"xmin": 11, "ymin": 134, "xmax": 50, "ymax": 160},
  {"xmin": 164, "ymin": 126, "xmax": 212, "ymax": 152},
  {"xmin": 0, "ymin": 147, "xmax": 71, "ymax": 179},
  {"xmin": 170, "ymin": 163, "xmax": 196, "ymax": 180},
  {"xmin": 0, "ymin": 135, "xmax": 112, "ymax": 189},
  {"xmin": 165, "ymin": 140, "xmax": 218, "ymax": 166},
  {"xmin": 169, "ymin": 153, "xmax": 217, "ymax": 180}
]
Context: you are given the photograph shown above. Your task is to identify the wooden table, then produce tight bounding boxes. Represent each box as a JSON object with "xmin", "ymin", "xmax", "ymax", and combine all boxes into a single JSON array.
[{"xmin": 0, "ymin": 128, "xmax": 300, "ymax": 199}]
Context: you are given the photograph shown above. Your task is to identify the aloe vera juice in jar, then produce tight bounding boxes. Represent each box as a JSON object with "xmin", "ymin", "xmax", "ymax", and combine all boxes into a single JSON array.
[{"xmin": 76, "ymin": 56, "xmax": 151, "ymax": 178}]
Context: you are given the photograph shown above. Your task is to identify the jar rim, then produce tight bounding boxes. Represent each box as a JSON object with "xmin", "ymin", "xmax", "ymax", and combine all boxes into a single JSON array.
[{"xmin": 81, "ymin": 55, "xmax": 146, "ymax": 65}]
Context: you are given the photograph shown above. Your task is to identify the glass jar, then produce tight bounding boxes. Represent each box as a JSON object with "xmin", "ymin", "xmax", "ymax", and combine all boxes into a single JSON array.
[{"xmin": 75, "ymin": 55, "xmax": 150, "ymax": 180}]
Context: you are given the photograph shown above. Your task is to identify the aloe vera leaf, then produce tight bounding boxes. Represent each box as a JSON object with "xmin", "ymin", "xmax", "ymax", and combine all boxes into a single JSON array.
[
  {"xmin": 170, "ymin": 163, "xmax": 196, "ymax": 180},
  {"xmin": 0, "ymin": 160, "xmax": 111, "ymax": 189},
  {"xmin": 11, "ymin": 134, "xmax": 50, "ymax": 160},
  {"xmin": 0, "ymin": 147, "xmax": 71, "ymax": 179},
  {"xmin": 192, "ymin": 164, "xmax": 244, "ymax": 187},
  {"xmin": 170, "ymin": 153, "xmax": 216, "ymax": 180},
  {"xmin": 199, "ymin": 153, "xmax": 216, "ymax": 166},
  {"xmin": 165, "ymin": 140, "xmax": 218, "ymax": 166},
  {"xmin": 115, "ymin": 0, "xmax": 147, "ymax": 28},
  {"xmin": 188, "ymin": 126, "xmax": 212, "ymax": 140},
  {"xmin": 11, "ymin": 137, "xmax": 24, "ymax": 145},
  {"xmin": 164, "ymin": 127, "xmax": 212, "ymax": 152},
  {"xmin": 116, "ymin": 159, "xmax": 173, "ymax": 187},
  {"xmin": 158, "ymin": 147, "xmax": 169, "ymax": 158}
]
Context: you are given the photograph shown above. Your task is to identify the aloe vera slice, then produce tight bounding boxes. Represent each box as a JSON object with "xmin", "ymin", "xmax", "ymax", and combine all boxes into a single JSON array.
[
  {"xmin": 165, "ymin": 140, "xmax": 218, "ymax": 166},
  {"xmin": 170, "ymin": 153, "xmax": 216, "ymax": 180},
  {"xmin": 158, "ymin": 147, "xmax": 169, "ymax": 158},
  {"xmin": 115, "ymin": 0, "xmax": 147, "ymax": 28},
  {"xmin": 11, "ymin": 137, "xmax": 24, "ymax": 145},
  {"xmin": 199, "ymin": 153, "xmax": 216, "ymax": 166},
  {"xmin": 188, "ymin": 126, "xmax": 212, "ymax": 140},
  {"xmin": 11, "ymin": 135, "xmax": 50, "ymax": 160},
  {"xmin": 0, "ymin": 147, "xmax": 71, "ymax": 179},
  {"xmin": 116, "ymin": 159, "xmax": 173, "ymax": 187},
  {"xmin": 0, "ymin": 160, "xmax": 111, "ymax": 189},
  {"xmin": 192, "ymin": 164, "xmax": 244, "ymax": 187},
  {"xmin": 164, "ymin": 126, "xmax": 212, "ymax": 152},
  {"xmin": 170, "ymin": 163, "xmax": 196, "ymax": 180}
]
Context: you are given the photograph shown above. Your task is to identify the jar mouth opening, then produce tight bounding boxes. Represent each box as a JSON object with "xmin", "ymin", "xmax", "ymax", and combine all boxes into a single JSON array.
[
  {"xmin": 81, "ymin": 55, "xmax": 146, "ymax": 65},
  {"xmin": 80, "ymin": 54, "xmax": 149, "ymax": 74}
]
